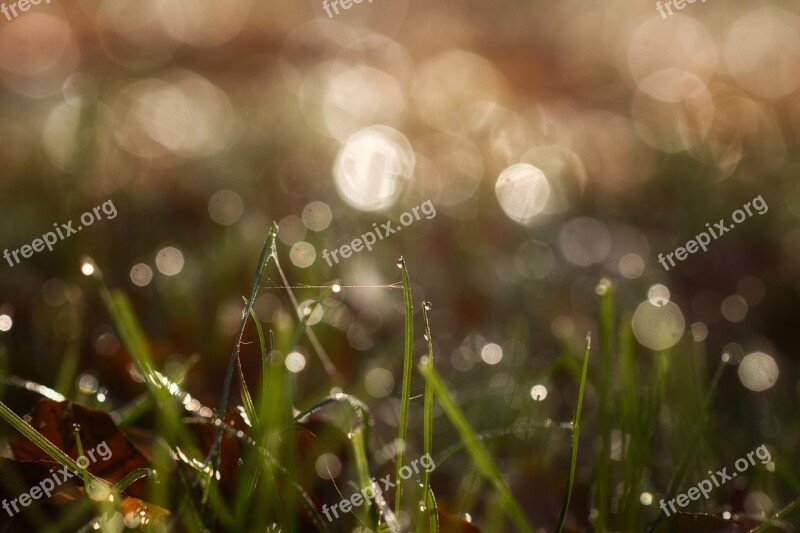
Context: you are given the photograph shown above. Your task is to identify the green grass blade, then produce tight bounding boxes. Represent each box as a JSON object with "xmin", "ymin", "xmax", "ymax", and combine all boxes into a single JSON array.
[
  {"xmin": 211, "ymin": 222, "xmax": 278, "ymax": 465},
  {"xmin": 114, "ymin": 468, "xmax": 158, "ymax": 493},
  {"xmin": 418, "ymin": 362, "xmax": 534, "ymax": 533},
  {"xmin": 89, "ymin": 268, "xmax": 198, "ymax": 454},
  {"xmin": 394, "ymin": 257, "xmax": 414, "ymax": 516},
  {"xmin": 647, "ymin": 357, "xmax": 727, "ymax": 532},
  {"xmin": 236, "ymin": 298, "xmax": 260, "ymax": 432},
  {"xmin": 247, "ymin": 306, "xmax": 271, "ymax": 425},
  {"xmin": 350, "ymin": 426, "xmax": 376, "ymax": 525},
  {"xmin": 593, "ymin": 281, "xmax": 613, "ymax": 531},
  {"xmin": 0, "ymin": 399, "xmax": 109, "ymax": 488},
  {"xmin": 750, "ymin": 495, "xmax": 800, "ymax": 532},
  {"xmin": 556, "ymin": 333, "xmax": 591, "ymax": 532},
  {"xmin": 417, "ymin": 301, "xmax": 437, "ymax": 532}
]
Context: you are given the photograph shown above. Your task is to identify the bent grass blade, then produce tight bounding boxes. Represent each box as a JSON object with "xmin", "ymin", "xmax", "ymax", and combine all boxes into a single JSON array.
[
  {"xmin": 418, "ymin": 362, "xmax": 534, "ymax": 533},
  {"xmin": 556, "ymin": 333, "xmax": 591, "ymax": 532}
]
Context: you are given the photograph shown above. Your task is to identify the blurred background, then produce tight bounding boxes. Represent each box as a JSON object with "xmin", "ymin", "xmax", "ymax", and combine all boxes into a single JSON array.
[{"xmin": 0, "ymin": 0, "xmax": 799, "ymax": 530}]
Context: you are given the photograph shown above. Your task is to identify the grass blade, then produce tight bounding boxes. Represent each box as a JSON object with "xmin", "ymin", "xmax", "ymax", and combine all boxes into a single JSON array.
[
  {"xmin": 417, "ymin": 301, "xmax": 438, "ymax": 532},
  {"xmin": 593, "ymin": 281, "xmax": 613, "ymax": 531},
  {"xmin": 394, "ymin": 257, "xmax": 414, "ymax": 515},
  {"xmin": 647, "ymin": 357, "xmax": 727, "ymax": 532},
  {"xmin": 418, "ymin": 362, "xmax": 534, "ymax": 532},
  {"xmin": 750, "ymin": 495, "xmax": 800, "ymax": 532},
  {"xmin": 555, "ymin": 333, "xmax": 591, "ymax": 532},
  {"xmin": 0, "ymin": 399, "xmax": 108, "ymax": 488},
  {"xmin": 210, "ymin": 222, "xmax": 278, "ymax": 467},
  {"xmin": 114, "ymin": 468, "xmax": 158, "ymax": 493}
]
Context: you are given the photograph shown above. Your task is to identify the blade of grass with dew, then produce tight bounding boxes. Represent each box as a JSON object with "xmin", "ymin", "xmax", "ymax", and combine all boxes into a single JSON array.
[
  {"xmin": 97, "ymin": 280, "xmax": 210, "ymax": 521},
  {"xmin": 0, "ymin": 399, "xmax": 109, "ymax": 488},
  {"xmin": 73, "ymin": 430, "xmax": 91, "ymax": 491},
  {"xmin": 395, "ymin": 256, "xmax": 414, "ymax": 516},
  {"xmin": 639, "ymin": 349, "xmax": 668, "ymax": 530},
  {"xmin": 114, "ymin": 468, "xmax": 158, "ymax": 493},
  {"xmin": 593, "ymin": 281, "xmax": 613, "ymax": 531},
  {"xmin": 3, "ymin": 376, "xmax": 66, "ymax": 402},
  {"xmin": 245, "ymin": 306, "xmax": 270, "ymax": 430},
  {"xmin": 113, "ymin": 354, "xmax": 200, "ymax": 428},
  {"xmin": 556, "ymin": 333, "xmax": 591, "ymax": 532},
  {"xmin": 91, "ymin": 268, "xmax": 194, "ymax": 449},
  {"xmin": 418, "ymin": 362, "xmax": 534, "ymax": 533},
  {"xmin": 750, "ymin": 495, "xmax": 800, "ymax": 533},
  {"xmin": 417, "ymin": 301, "xmax": 438, "ymax": 533},
  {"xmin": 209, "ymin": 222, "xmax": 278, "ymax": 470},
  {"xmin": 236, "ymin": 297, "xmax": 260, "ymax": 432},
  {"xmin": 262, "ymin": 338, "xmax": 297, "ymax": 531},
  {"xmin": 647, "ymin": 357, "xmax": 726, "ymax": 533},
  {"xmin": 203, "ymin": 224, "xmax": 278, "ymax": 527},
  {"xmin": 618, "ymin": 316, "xmax": 642, "ymax": 527},
  {"xmin": 232, "ymin": 310, "xmax": 272, "ymax": 527},
  {"xmin": 351, "ymin": 426, "xmax": 378, "ymax": 526}
]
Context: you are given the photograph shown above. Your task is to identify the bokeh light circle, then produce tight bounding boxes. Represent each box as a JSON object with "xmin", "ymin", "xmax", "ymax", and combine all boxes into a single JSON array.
[
  {"xmin": 333, "ymin": 125, "xmax": 414, "ymax": 212},
  {"xmin": 631, "ymin": 300, "xmax": 685, "ymax": 351},
  {"xmin": 495, "ymin": 163, "xmax": 551, "ymax": 225},
  {"xmin": 738, "ymin": 352, "xmax": 779, "ymax": 392}
]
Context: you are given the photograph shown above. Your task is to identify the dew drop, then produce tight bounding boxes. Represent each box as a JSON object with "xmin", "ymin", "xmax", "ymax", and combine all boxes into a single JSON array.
[
  {"xmin": 530, "ymin": 384, "xmax": 548, "ymax": 401},
  {"xmin": 81, "ymin": 260, "xmax": 95, "ymax": 276},
  {"xmin": 123, "ymin": 510, "xmax": 142, "ymax": 528},
  {"xmin": 332, "ymin": 283, "xmax": 342, "ymax": 293},
  {"xmin": 396, "ymin": 257, "xmax": 405, "ymax": 269},
  {"xmin": 423, "ymin": 301, "xmax": 433, "ymax": 311},
  {"xmin": 72, "ymin": 423, "xmax": 81, "ymax": 432},
  {"xmin": 87, "ymin": 480, "xmax": 111, "ymax": 502},
  {"xmin": 423, "ymin": 333, "xmax": 430, "ymax": 341},
  {"xmin": 595, "ymin": 278, "xmax": 612, "ymax": 296}
]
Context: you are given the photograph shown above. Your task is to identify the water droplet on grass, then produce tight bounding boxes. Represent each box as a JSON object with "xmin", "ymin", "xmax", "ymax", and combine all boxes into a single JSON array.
[
  {"xmin": 530, "ymin": 384, "xmax": 548, "ymax": 401},
  {"xmin": 595, "ymin": 278, "xmax": 612, "ymax": 295},
  {"xmin": 396, "ymin": 257, "xmax": 405, "ymax": 269},
  {"xmin": 87, "ymin": 480, "xmax": 111, "ymax": 502}
]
